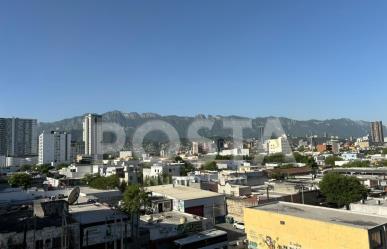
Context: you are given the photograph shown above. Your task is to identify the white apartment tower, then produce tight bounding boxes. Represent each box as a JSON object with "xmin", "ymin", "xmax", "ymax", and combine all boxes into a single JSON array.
[
  {"xmin": 38, "ymin": 131, "xmax": 71, "ymax": 165},
  {"xmin": 83, "ymin": 113, "xmax": 102, "ymax": 156}
]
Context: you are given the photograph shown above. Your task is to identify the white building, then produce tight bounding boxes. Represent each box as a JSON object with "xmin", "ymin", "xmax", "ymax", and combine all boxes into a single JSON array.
[
  {"xmin": 147, "ymin": 184, "xmax": 226, "ymax": 223},
  {"xmin": 219, "ymin": 148, "xmax": 249, "ymax": 156},
  {"xmin": 83, "ymin": 113, "xmax": 102, "ymax": 157},
  {"xmin": 38, "ymin": 131, "xmax": 71, "ymax": 165},
  {"xmin": 119, "ymin": 150, "xmax": 132, "ymax": 160},
  {"xmin": 142, "ymin": 162, "xmax": 182, "ymax": 181},
  {"xmin": 59, "ymin": 164, "xmax": 102, "ymax": 178},
  {"xmin": 5, "ymin": 156, "xmax": 38, "ymax": 167}
]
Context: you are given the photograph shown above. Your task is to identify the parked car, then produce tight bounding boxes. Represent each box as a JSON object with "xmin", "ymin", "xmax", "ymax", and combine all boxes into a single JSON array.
[{"xmin": 233, "ymin": 222, "xmax": 245, "ymax": 230}]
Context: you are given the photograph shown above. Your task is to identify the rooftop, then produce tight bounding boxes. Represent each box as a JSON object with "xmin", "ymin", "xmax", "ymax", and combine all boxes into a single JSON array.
[
  {"xmin": 249, "ymin": 201, "xmax": 387, "ymax": 229},
  {"xmin": 147, "ymin": 184, "xmax": 224, "ymax": 200},
  {"xmin": 69, "ymin": 203, "xmax": 127, "ymax": 224},
  {"xmin": 174, "ymin": 229, "xmax": 227, "ymax": 245},
  {"xmin": 140, "ymin": 211, "xmax": 206, "ymax": 228},
  {"xmin": 79, "ymin": 186, "xmax": 121, "ymax": 195}
]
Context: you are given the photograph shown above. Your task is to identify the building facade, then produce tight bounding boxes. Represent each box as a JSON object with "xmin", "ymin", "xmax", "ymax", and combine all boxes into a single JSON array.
[
  {"xmin": 245, "ymin": 202, "xmax": 387, "ymax": 249},
  {"xmin": 371, "ymin": 121, "xmax": 385, "ymax": 145},
  {"xmin": 39, "ymin": 131, "xmax": 72, "ymax": 165},
  {"xmin": 83, "ymin": 114, "xmax": 102, "ymax": 156},
  {"xmin": 0, "ymin": 118, "xmax": 37, "ymax": 157}
]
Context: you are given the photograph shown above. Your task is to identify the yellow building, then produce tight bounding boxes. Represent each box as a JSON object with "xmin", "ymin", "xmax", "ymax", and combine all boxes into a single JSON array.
[{"xmin": 244, "ymin": 201, "xmax": 387, "ymax": 249}]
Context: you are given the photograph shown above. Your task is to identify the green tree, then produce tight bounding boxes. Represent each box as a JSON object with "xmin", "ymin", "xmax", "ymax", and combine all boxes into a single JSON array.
[
  {"xmin": 121, "ymin": 184, "xmax": 151, "ymax": 214},
  {"xmin": 8, "ymin": 173, "xmax": 32, "ymax": 189},
  {"xmin": 173, "ymin": 156, "xmax": 183, "ymax": 162},
  {"xmin": 263, "ymin": 153, "xmax": 285, "ymax": 164},
  {"xmin": 181, "ymin": 162, "xmax": 195, "ymax": 176},
  {"xmin": 342, "ymin": 160, "xmax": 370, "ymax": 168},
  {"xmin": 88, "ymin": 175, "xmax": 120, "ymax": 190},
  {"xmin": 202, "ymin": 161, "xmax": 218, "ymax": 171},
  {"xmin": 319, "ymin": 172, "xmax": 368, "ymax": 209},
  {"xmin": 324, "ymin": 156, "xmax": 342, "ymax": 166}
]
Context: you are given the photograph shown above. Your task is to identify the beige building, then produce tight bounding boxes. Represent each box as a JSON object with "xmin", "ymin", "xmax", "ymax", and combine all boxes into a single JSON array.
[{"xmin": 267, "ymin": 136, "xmax": 292, "ymax": 155}]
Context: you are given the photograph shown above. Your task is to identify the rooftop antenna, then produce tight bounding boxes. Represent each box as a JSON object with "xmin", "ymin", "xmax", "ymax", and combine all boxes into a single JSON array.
[{"xmin": 67, "ymin": 186, "xmax": 80, "ymax": 205}]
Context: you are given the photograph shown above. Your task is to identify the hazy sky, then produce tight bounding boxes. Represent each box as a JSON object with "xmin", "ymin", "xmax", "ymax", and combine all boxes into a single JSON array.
[{"xmin": 1, "ymin": 1, "xmax": 387, "ymax": 122}]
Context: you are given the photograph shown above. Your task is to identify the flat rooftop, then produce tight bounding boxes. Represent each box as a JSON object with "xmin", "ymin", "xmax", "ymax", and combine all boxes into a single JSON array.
[
  {"xmin": 69, "ymin": 203, "xmax": 127, "ymax": 224},
  {"xmin": 79, "ymin": 186, "xmax": 121, "ymax": 195},
  {"xmin": 140, "ymin": 211, "xmax": 206, "ymax": 228},
  {"xmin": 174, "ymin": 229, "xmax": 227, "ymax": 245},
  {"xmin": 147, "ymin": 184, "xmax": 224, "ymax": 201},
  {"xmin": 250, "ymin": 201, "xmax": 387, "ymax": 229}
]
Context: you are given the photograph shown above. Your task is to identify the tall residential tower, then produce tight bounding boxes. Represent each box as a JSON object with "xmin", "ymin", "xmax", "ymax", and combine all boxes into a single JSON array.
[
  {"xmin": 38, "ymin": 131, "xmax": 71, "ymax": 165},
  {"xmin": 0, "ymin": 118, "xmax": 38, "ymax": 157},
  {"xmin": 370, "ymin": 121, "xmax": 384, "ymax": 145},
  {"xmin": 83, "ymin": 113, "xmax": 102, "ymax": 156}
]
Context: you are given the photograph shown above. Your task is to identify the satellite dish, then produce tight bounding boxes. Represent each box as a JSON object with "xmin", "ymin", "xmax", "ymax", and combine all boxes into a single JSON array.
[{"xmin": 68, "ymin": 186, "xmax": 80, "ymax": 205}]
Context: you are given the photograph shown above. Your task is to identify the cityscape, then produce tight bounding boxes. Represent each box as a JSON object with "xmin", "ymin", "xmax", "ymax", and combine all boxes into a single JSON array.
[{"xmin": 2, "ymin": 1, "xmax": 387, "ymax": 249}]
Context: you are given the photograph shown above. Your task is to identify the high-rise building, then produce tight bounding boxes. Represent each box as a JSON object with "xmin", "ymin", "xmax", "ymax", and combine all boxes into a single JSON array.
[
  {"xmin": 83, "ymin": 113, "xmax": 102, "ymax": 156},
  {"xmin": 38, "ymin": 131, "xmax": 71, "ymax": 165},
  {"xmin": 0, "ymin": 118, "xmax": 37, "ymax": 157},
  {"xmin": 192, "ymin": 141, "xmax": 199, "ymax": 155},
  {"xmin": 70, "ymin": 141, "xmax": 85, "ymax": 163},
  {"xmin": 370, "ymin": 121, "xmax": 384, "ymax": 145}
]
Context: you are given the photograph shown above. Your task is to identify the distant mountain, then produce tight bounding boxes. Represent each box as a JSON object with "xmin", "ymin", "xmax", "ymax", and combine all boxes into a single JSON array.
[{"xmin": 38, "ymin": 111, "xmax": 382, "ymax": 143}]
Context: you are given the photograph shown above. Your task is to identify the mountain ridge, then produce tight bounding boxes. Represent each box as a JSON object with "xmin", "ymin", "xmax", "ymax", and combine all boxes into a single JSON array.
[{"xmin": 38, "ymin": 111, "xmax": 384, "ymax": 143}]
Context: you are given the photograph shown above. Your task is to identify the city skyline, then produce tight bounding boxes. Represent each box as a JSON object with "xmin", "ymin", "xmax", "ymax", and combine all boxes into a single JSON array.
[{"xmin": 1, "ymin": 1, "xmax": 387, "ymax": 122}]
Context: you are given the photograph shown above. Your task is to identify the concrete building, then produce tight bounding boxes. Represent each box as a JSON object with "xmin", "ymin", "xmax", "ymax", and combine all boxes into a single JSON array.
[
  {"xmin": 59, "ymin": 164, "xmax": 102, "ymax": 179},
  {"xmin": 267, "ymin": 136, "xmax": 292, "ymax": 155},
  {"xmin": 192, "ymin": 142, "xmax": 199, "ymax": 155},
  {"xmin": 70, "ymin": 141, "xmax": 85, "ymax": 163},
  {"xmin": 119, "ymin": 150, "xmax": 133, "ymax": 160},
  {"xmin": 142, "ymin": 163, "xmax": 182, "ymax": 181},
  {"xmin": 147, "ymin": 184, "xmax": 226, "ymax": 224},
  {"xmin": 0, "ymin": 200, "xmax": 81, "ymax": 249},
  {"xmin": 140, "ymin": 211, "xmax": 208, "ymax": 249},
  {"xmin": 330, "ymin": 139, "xmax": 340, "ymax": 154},
  {"xmin": 39, "ymin": 131, "xmax": 72, "ymax": 165},
  {"xmin": 83, "ymin": 114, "xmax": 102, "ymax": 157},
  {"xmin": 3, "ymin": 156, "xmax": 38, "ymax": 167},
  {"xmin": 245, "ymin": 201, "xmax": 387, "ymax": 249},
  {"xmin": 371, "ymin": 121, "xmax": 385, "ymax": 145},
  {"xmin": 69, "ymin": 203, "xmax": 148, "ymax": 249},
  {"xmin": 218, "ymin": 182, "xmax": 251, "ymax": 197},
  {"xmin": 219, "ymin": 148, "xmax": 249, "ymax": 156},
  {"xmin": 0, "ymin": 117, "xmax": 38, "ymax": 157}
]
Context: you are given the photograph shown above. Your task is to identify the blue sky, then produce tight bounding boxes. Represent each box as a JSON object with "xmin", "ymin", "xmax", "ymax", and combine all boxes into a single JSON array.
[{"xmin": 1, "ymin": 1, "xmax": 387, "ymax": 122}]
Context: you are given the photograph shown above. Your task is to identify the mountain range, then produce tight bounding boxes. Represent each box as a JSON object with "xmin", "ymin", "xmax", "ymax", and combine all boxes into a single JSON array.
[{"xmin": 37, "ymin": 111, "xmax": 384, "ymax": 144}]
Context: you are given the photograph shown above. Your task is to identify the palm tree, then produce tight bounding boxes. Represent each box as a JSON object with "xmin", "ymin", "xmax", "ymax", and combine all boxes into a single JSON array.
[{"xmin": 121, "ymin": 185, "xmax": 151, "ymax": 239}]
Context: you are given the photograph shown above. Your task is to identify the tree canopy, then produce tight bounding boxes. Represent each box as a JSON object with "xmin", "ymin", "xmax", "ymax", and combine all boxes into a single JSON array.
[
  {"xmin": 319, "ymin": 172, "xmax": 367, "ymax": 209},
  {"xmin": 86, "ymin": 175, "xmax": 120, "ymax": 190},
  {"xmin": 121, "ymin": 184, "xmax": 151, "ymax": 214},
  {"xmin": 202, "ymin": 161, "xmax": 218, "ymax": 171},
  {"xmin": 324, "ymin": 156, "xmax": 342, "ymax": 166},
  {"xmin": 342, "ymin": 160, "xmax": 370, "ymax": 168},
  {"xmin": 263, "ymin": 153, "xmax": 286, "ymax": 164},
  {"xmin": 8, "ymin": 173, "xmax": 32, "ymax": 189}
]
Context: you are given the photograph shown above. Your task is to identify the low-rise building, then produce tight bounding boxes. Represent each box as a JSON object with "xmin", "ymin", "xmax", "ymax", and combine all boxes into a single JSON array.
[
  {"xmin": 218, "ymin": 182, "xmax": 251, "ymax": 197},
  {"xmin": 147, "ymin": 184, "xmax": 226, "ymax": 224},
  {"xmin": 245, "ymin": 201, "xmax": 387, "ymax": 249},
  {"xmin": 140, "ymin": 211, "xmax": 208, "ymax": 249},
  {"xmin": 143, "ymin": 163, "xmax": 182, "ymax": 181}
]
